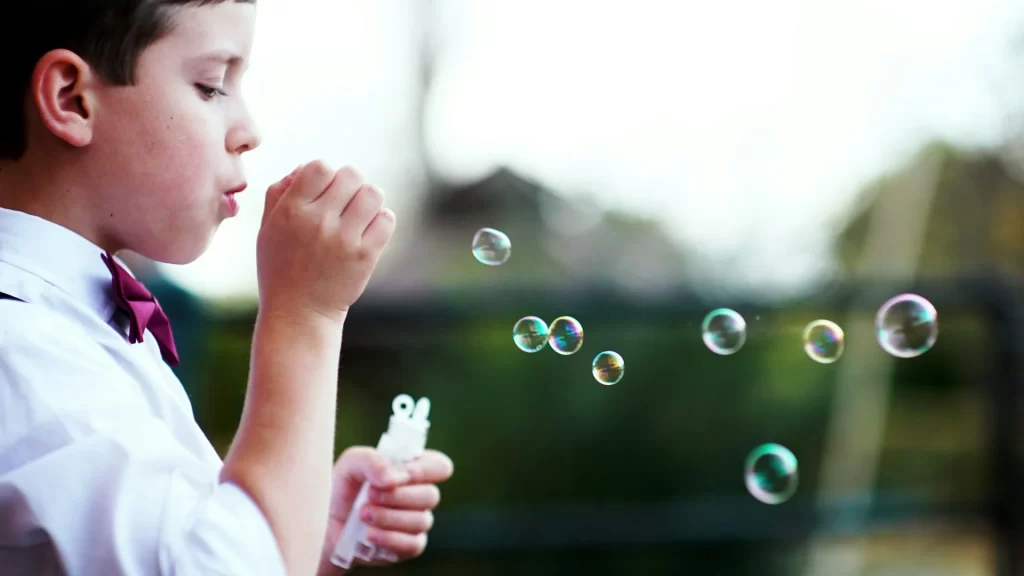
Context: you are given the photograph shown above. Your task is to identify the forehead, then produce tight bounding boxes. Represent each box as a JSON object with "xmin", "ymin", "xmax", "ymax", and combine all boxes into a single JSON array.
[{"xmin": 149, "ymin": 2, "xmax": 256, "ymax": 64}]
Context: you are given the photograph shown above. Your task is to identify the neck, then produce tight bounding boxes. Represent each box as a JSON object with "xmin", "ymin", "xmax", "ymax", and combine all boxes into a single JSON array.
[
  {"xmin": 0, "ymin": 152, "xmax": 121, "ymax": 255},
  {"xmin": 116, "ymin": 250, "xmax": 160, "ymax": 279}
]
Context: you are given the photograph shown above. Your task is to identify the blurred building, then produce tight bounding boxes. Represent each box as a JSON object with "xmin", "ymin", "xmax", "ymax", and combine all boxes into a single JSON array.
[{"xmin": 374, "ymin": 167, "xmax": 692, "ymax": 298}]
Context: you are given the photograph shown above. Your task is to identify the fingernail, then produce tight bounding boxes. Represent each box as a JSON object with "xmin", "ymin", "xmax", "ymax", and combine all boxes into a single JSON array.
[
  {"xmin": 360, "ymin": 506, "xmax": 374, "ymax": 522},
  {"xmin": 366, "ymin": 528, "xmax": 380, "ymax": 544}
]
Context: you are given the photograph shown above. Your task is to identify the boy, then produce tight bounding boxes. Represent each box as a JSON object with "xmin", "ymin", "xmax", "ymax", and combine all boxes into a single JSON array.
[{"xmin": 0, "ymin": 1, "xmax": 453, "ymax": 575}]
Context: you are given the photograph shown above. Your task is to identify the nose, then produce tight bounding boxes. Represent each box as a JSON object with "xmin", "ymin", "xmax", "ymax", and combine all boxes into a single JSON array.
[{"xmin": 227, "ymin": 100, "xmax": 262, "ymax": 154}]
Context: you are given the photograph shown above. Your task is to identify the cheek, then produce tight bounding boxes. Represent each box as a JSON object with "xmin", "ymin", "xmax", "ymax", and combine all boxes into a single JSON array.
[
  {"xmin": 112, "ymin": 87, "xmax": 220, "ymax": 173},
  {"xmin": 125, "ymin": 136, "xmax": 212, "ymax": 223},
  {"xmin": 142, "ymin": 116, "xmax": 224, "ymax": 209},
  {"xmin": 96, "ymin": 87, "xmax": 227, "ymax": 235},
  {"xmin": 156, "ymin": 111, "xmax": 220, "ymax": 177}
]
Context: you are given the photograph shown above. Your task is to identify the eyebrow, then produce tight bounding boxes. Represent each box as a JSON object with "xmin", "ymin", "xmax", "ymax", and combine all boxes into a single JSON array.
[{"xmin": 192, "ymin": 50, "xmax": 246, "ymax": 67}]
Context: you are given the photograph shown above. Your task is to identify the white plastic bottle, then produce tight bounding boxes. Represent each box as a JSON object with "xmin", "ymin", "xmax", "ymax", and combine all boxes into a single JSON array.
[{"xmin": 330, "ymin": 394, "xmax": 431, "ymax": 569}]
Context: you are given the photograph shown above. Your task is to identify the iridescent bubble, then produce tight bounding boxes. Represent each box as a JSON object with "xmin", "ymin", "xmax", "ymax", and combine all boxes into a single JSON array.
[
  {"xmin": 471, "ymin": 228, "xmax": 511, "ymax": 266},
  {"xmin": 513, "ymin": 316, "xmax": 549, "ymax": 353},
  {"xmin": 803, "ymin": 319, "xmax": 845, "ymax": 364},
  {"xmin": 875, "ymin": 293, "xmax": 938, "ymax": 358},
  {"xmin": 549, "ymin": 316, "xmax": 584, "ymax": 355},
  {"xmin": 701, "ymin": 308, "xmax": 747, "ymax": 355},
  {"xmin": 592, "ymin": 351, "xmax": 624, "ymax": 385},
  {"xmin": 744, "ymin": 443, "xmax": 798, "ymax": 505}
]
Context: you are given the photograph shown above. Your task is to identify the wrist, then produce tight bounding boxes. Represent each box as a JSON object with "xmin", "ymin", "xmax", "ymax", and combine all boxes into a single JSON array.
[{"xmin": 259, "ymin": 300, "xmax": 348, "ymax": 330}]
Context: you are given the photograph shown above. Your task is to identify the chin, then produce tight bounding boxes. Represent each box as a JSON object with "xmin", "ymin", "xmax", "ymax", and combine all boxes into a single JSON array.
[
  {"xmin": 179, "ymin": 236, "xmax": 217, "ymax": 265},
  {"xmin": 141, "ymin": 230, "xmax": 216, "ymax": 265}
]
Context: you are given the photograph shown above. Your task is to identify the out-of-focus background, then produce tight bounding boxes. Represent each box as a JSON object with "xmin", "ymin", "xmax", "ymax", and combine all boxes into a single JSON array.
[{"xmin": 133, "ymin": 1, "xmax": 1024, "ymax": 574}]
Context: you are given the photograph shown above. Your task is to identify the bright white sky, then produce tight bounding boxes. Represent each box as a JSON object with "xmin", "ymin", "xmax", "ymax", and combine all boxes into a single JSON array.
[{"xmin": 161, "ymin": 0, "xmax": 1024, "ymax": 300}]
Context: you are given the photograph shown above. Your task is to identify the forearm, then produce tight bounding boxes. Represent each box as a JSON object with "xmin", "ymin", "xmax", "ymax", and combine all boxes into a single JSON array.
[{"xmin": 221, "ymin": 307, "xmax": 344, "ymax": 576}]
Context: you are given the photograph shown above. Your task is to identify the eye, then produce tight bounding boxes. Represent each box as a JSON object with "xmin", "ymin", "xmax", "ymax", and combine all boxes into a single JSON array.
[{"xmin": 195, "ymin": 84, "xmax": 227, "ymax": 99}]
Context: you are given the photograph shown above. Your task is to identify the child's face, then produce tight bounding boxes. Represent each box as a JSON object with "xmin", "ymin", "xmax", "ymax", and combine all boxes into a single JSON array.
[{"xmin": 90, "ymin": 2, "xmax": 260, "ymax": 263}]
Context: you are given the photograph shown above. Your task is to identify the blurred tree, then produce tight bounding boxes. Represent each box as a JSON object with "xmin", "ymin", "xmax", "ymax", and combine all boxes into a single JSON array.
[{"xmin": 835, "ymin": 142, "xmax": 1024, "ymax": 278}]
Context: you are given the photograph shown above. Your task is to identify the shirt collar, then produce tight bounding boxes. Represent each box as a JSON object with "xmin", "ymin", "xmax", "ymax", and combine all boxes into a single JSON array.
[{"xmin": 0, "ymin": 206, "xmax": 123, "ymax": 324}]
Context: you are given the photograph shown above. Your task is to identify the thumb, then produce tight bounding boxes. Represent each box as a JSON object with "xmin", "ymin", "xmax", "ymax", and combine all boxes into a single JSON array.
[
  {"xmin": 260, "ymin": 165, "xmax": 303, "ymax": 228},
  {"xmin": 330, "ymin": 447, "xmax": 410, "ymax": 520}
]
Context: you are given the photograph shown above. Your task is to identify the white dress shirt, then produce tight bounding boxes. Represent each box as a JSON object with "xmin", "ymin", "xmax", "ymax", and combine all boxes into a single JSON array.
[{"xmin": 0, "ymin": 207, "xmax": 285, "ymax": 575}]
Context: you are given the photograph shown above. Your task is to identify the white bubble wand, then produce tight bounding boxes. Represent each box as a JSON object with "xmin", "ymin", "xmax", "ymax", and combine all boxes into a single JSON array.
[{"xmin": 330, "ymin": 394, "xmax": 431, "ymax": 569}]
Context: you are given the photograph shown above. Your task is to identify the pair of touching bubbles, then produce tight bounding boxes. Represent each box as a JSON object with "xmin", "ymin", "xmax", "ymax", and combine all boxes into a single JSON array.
[{"xmin": 701, "ymin": 293, "xmax": 939, "ymax": 361}]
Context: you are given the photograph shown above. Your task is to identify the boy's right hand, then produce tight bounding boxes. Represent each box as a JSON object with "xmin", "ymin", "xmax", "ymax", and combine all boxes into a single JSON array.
[{"xmin": 257, "ymin": 161, "xmax": 396, "ymax": 323}]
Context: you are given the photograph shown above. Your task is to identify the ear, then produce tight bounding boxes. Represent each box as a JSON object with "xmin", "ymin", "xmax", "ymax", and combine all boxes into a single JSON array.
[{"xmin": 30, "ymin": 49, "xmax": 98, "ymax": 148}]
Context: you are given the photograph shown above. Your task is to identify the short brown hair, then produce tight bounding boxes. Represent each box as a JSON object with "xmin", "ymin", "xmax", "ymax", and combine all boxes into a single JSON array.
[{"xmin": 0, "ymin": 0, "xmax": 257, "ymax": 160}]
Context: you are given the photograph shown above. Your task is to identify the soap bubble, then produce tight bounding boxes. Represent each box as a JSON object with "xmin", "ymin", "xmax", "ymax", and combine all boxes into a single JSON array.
[
  {"xmin": 549, "ymin": 316, "xmax": 584, "ymax": 355},
  {"xmin": 803, "ymin": 319, "xmax": 845, "ymax": 364},
  {"xmin": 875, "ymin": 293, "xmax": 938, "ymax": 358},
  {"xmin": 592, "ymin": 351, "xmax": 624, "ymax": 385},
  {"xmin": 701, "ymin": 308, "xmax": 747, "ymax": 355},
  {"xmin": 471, "ymin": 228, "xmax": 511, "ymax": 266},
  {"xmin": 513, "ymin": 316, "xmax": 549, "ymax": 353},
  {"xmin": 744, "ymin": 443, "xmax": 798, "ymax": 505}
]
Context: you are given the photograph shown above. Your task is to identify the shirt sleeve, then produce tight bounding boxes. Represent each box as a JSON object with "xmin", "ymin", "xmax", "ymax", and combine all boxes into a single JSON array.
[{"xmin": 0, "ymin": 318, "xmax": 286, "ymax": 576}]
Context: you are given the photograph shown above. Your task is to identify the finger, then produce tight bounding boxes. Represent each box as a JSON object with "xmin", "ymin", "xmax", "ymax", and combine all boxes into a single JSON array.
[
  {"xmin": 403, "ymin": 450, "xmax": 454, "ymax": 485},
  {"xmin": 360, "ymin": 506, "xmax": 434, "ymax": 534},
  {"xmin": 284, "ymin": 159, "xmax": 337, "ymax": 204},
  {"xmin": 366, "ymin": 529, "xmax": 428, "ymax": 559},
  {"xmin": 361, "ymin": 208, "xmax": 396, "ymax": 254},
  {"xmin": 260, "ymin": 165, "xmax": 302, "ymax": 228},
  {"xmin": 315, "ymin": 165, "xmax": 364, "ymax": 215},
  {"xmin": 367, "ymin": 484, "xmax": 440, "ymax": 510},
  {"xmin": 339, "ymin": 184, "xmax": 384, "ymax": 244},
  {"xmin": 351, "ymin": 548, "xmax": 399, "ymax": 568},
  {"xmin": 371, "ymin": 548, "xmax": 400, "ymax": 563},
  {"xmin": 331, "ymin": 447, "xmax": 411, "ymax": 522}
]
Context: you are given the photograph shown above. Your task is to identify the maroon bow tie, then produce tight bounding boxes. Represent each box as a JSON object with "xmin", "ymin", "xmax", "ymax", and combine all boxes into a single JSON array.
[{"xmin": 101, "ymin": 252, "xmax": 180, "ymax": 367}]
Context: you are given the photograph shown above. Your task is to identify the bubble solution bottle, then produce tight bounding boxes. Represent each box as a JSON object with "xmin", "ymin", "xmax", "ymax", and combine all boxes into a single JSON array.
[{"xmin": 330, "ymin": 394, "xmax": 431, "ymax": 569}]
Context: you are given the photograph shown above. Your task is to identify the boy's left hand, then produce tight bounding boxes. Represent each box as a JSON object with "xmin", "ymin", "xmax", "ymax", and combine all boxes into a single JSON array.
[{"xmin": 316, "ymin": 446, "xmax": 454, "ymax": 575}]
